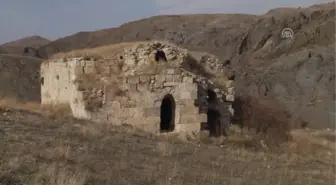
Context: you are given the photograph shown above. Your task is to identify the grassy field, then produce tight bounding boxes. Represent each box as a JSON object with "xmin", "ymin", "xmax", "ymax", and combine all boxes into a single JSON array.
[{"xmin": 0, "ymin": 105, "xmax": 335, "ymax": 185}]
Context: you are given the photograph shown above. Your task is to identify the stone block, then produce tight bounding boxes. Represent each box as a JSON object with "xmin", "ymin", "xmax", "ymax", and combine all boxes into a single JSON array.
[
  {"xmin": 180, "ymin": 115, "xmax": 199, "ymax": 124},
  {"xmin": 226, "ymin": 95, "xmax": 235, "ymax": 102},
  {"xmin": 118, "ymin": 108, "xmax": 130, "ymax": 118},
  {"xmin": 105, "ymin": 91, "xmax": 116, "ymax": 100},
  {"xmin": 80, "ymin": 60, "xmax": 86, "ymax": 67},
  {"xmin": 137, "ymin": 84, "xmax": 148, "ymax": 92},
  {"xmin": 142, "ymin": 123, "xmax": 160, "ymax": 134},
  {"xmin": 86, "ymin": 60, "xmax": 95, "ymax": 67},
  {"xmin": 123, "ymin": 99, "xmax": 137, "ymax": 108},
  {"xmin": 144, "ymin": 107, "xmax": 160, "ymax": 117},
  {"xmin": 128, "ymin": 76, "xmax": 140, "ymax": 84},
  {"xmin": 178, "ymin": 99, "xmax": 195, "ymax": 107},
  {"xmin": 128, "ymin": 108, "xmax": 144, "ymax": 117},
  {"xmin": 198, "ymin": 113, "xmax": 207, "ymax": 122},
  {"xmin": 145, "ymin": 116, "xmax": 160, "ymax": 125},
  {"xmin": 179, "ymin": 83, "xmax": 197, "ymax": 92},
  {"xmin": 182, "ymin": 76, "xmax": 193, "ymax": 83},
  {"xmin": 190, "ymin": 90, "xmax": 198, "ymax": 99},
  {"xmin": 75, "ymin": 61, "xmax": 81, "ymax": 67},
  {"xmin": 115, "ymin": 77, "xmax": 127, "ymax": 84},
  {"xmin": 180, "ymin": 106, "xmax": 199, "ymax": 115},
  {"xmin": 154, "ymin": 82, "xmax": 163, "ymax": 89},
  {"xmin": 227, "ymin": 87, "xmax": 235, "ymax": 94},
  {"xmin": 173, "ymin": 75, "xmax": 182, "ymax": 82},
  {"xmin": 106, "ymin": 101, "xmax": 121, "ymax": 112},
  {"xmin": 107, "ymin": 117, "xmax": 122, "ymax": 125},
  {"xmin": 127, "ymin": 118, "xmax": 144, "ymax": 125},
  {"xmin": 74, "ymin": 67, "xmax": 84, "ymax": 75},
  {"xmin": 165, "ymin": 75, "xmax": 173, "ymax": 82},
  {"xmin": 180, "ymin": 114, "xmax": 207, "ymax": 124},
  {"xmin": 100, "ymin": 66, "xmax": 111, "ymax": 74},
  {"xmin": 105, "ymin": 84, "xmax": 117, "ymax": 92},
  {"xmin": 166, "ymin": 68, "xmax": 175, "ymax": 75},
  {"xmin": 180, "ymin": 91, "xmax": 193, "ymax": 100},
  {"xmin": 224, "ymin": 80, "xmax": 234, "ymax": 88},
  {"xmin": 155, "ymin": 75, "xmax": 166, "ymax": 83},
  {"xmin": 163, "ymin": 82, "xmax": 179, "ymax": 87},
  {"xmin": 84, "ymin": 66, "xmax": 96, "ymax": 74},
  {"xmin": 110, "ymin": 65, "xmax": 120, "ymax": 73},
  {"xmin": 119, "ymin": 83, "xmax": 129, "ymax": 91},
  {"xmin": 139, "ymin": 76, "xmax": 150, "ymax": 83},
  {"xmin": 129, "ymin": 84, "xmax": 138, "ymax": 92}
]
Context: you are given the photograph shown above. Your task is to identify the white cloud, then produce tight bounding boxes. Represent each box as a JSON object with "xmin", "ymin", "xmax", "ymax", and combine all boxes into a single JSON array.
[{"xmin": 154, "ymin": 0, "xmax": 333, "ymax": 15}]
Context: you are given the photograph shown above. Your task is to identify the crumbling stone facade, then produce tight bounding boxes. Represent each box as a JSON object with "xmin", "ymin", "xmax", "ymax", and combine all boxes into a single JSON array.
[{"xmin": 40, "ymin": 41, "xmax": 235, "ymax": 139}]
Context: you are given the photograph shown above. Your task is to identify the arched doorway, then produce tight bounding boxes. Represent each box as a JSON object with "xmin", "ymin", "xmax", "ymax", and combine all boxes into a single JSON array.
[
  {"xmin": 207, "ymin": 89, "xmax": 222, "ymax": 137},
  {"xmin": 160, "ymin": 94, "xmax": 175, "ymax": 132}
]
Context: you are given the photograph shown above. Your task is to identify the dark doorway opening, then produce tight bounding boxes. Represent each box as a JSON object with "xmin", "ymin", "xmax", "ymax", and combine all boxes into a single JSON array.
[
  {"xmin": 160, "ymin": 94, "xmax": 175, "ymax": 132},
  {"xmin": 155, "ymin": 49, "xmax": 168, "ymax": 62},
  {"xmin": 206, "ymin": 89, "xmax": 222, "ymax": 137},
  {"xmin": 207, "ymin": 109, "xmax": 222, "ymax": 137}
]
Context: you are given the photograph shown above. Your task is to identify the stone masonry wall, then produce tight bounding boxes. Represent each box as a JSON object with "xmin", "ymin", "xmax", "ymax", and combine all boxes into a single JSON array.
[
  {"xmin": 41, "ymin": 41, "xmax": 235, "ymax": 139},
  {"xmin": 40, "ymin": 59, "xmax": 74, "ymax": 105},
  {"xmin": 41, "ymin": 57, "xmax": 97, "ymax": 119},
  {"xmin": 90, "ymin": 67, "xmax": 207, "ymax": 139}
]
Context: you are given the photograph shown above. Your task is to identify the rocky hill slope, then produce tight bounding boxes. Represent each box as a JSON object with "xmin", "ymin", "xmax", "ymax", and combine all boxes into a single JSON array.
[
  {"xmin": 0, "ymin": 35, "xmax": 50, "ymax": 57},
  {"xmin": 1, "ymin": 2, "xmax": 335, "ymax": 128},
  {"xmin": 0, "ymin": 54, "xmax": 41, "ymax": 102}
]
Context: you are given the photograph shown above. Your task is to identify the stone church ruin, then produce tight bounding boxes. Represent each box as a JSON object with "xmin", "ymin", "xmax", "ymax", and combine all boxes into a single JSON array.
[{"xmin": 40, "ymin": 41, "xmax": 235, "ymax": 139}]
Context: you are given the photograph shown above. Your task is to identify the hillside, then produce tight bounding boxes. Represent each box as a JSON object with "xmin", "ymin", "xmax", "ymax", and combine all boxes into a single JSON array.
[
  {"xmin": 0, "ymin": 35, "xmax": 50, "ymax": 57},
  {"xmin": 34, "ymin": 2, "xmax": 335, "ymax": 128},
  {"xmin": 0, "ymin": 54, "xmax": 41, "ymax": 102},
  {"xmin": 0, "ymin": 107, "xmax": 334, "ymax": 185}
]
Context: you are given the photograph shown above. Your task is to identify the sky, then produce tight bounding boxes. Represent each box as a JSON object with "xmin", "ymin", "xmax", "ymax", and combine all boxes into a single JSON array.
[{"xmin": 0, "ymin": 0, "xmax": 332, "ymax": 44}]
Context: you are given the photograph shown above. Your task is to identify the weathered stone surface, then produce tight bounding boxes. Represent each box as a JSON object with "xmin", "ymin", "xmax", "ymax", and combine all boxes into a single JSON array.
[
  {"xmin": 166, "ymin": 68, "xmax": 175, "ymax": 75},
  {"xmin": 128, "ymin": 76, "xmax": 140, "ymax": 84},
  {"xmin": 182, "ymin": 76, "xmax": 193, "ymax": 83},
  {"xmin": 84, "ymin": 66, "xmax": 95, "ymax": 74},
  {"xmin": 144, "ymin": 107, "xmax": 160, "ymax": 117},
  {"xmin": 155, "ymin": 75, "xmax": 166, "ymax": 83},
  {"xmin": 139, "ymin": 75, "xmax": 150, "ymax": 83},
  {"xmin": 41, "ymin": 41, "xmax": 235, "ymax": 140},
  {"xmin": 180, "ymin": 115, "xmax": 200, "ymax": 124},
  {"xmin": 180, "ymin": 106, "xmax": 199, "ymax": 114},
  {"xmin": 129, "ymin": 84, "xmax": 138, "ymax": 92},
  {"xmin": 163, "ymin": 82, "xmax": 179, "ymax": 87},
  {"xmin": 74, "ymin": 67, "xmax": 84, "ymax": 75}
]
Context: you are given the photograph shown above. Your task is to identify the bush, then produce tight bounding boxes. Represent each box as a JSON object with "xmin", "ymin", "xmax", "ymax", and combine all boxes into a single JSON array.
[{"xmin": 232, "ymin": 96, "xmax": 292, "ymax": 146}]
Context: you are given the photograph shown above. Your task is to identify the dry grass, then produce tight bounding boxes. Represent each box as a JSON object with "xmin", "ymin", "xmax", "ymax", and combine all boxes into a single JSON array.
[
  {"xmin": 0, "ymin": 97, "xmax": 72, "ymax": 118},
  {"xmin": 231, "ymin": 96, "xmax": 293, "ymax": 147},
  {"xmin": 0, "ymin": 106, "xmax": 335, "ymax": 185},
  {"xmin": 0, "ymin": 97, "xmax": 41, "ymax": 111}
]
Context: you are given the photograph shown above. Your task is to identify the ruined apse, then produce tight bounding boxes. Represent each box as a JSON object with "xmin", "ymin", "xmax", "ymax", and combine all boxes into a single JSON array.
[{"xmin": 40, "ymin": 41, "xmax": 235, "ymax": 139}]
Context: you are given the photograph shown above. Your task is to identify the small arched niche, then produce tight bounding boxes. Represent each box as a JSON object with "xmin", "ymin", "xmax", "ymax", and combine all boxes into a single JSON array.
[
  {"xmin": 155, "ymin": 49, "xmax": 168, "ymax": 62},
  {"xmin": 160, "ymin": 94, "xmax": 175, "ymax": 132}
]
